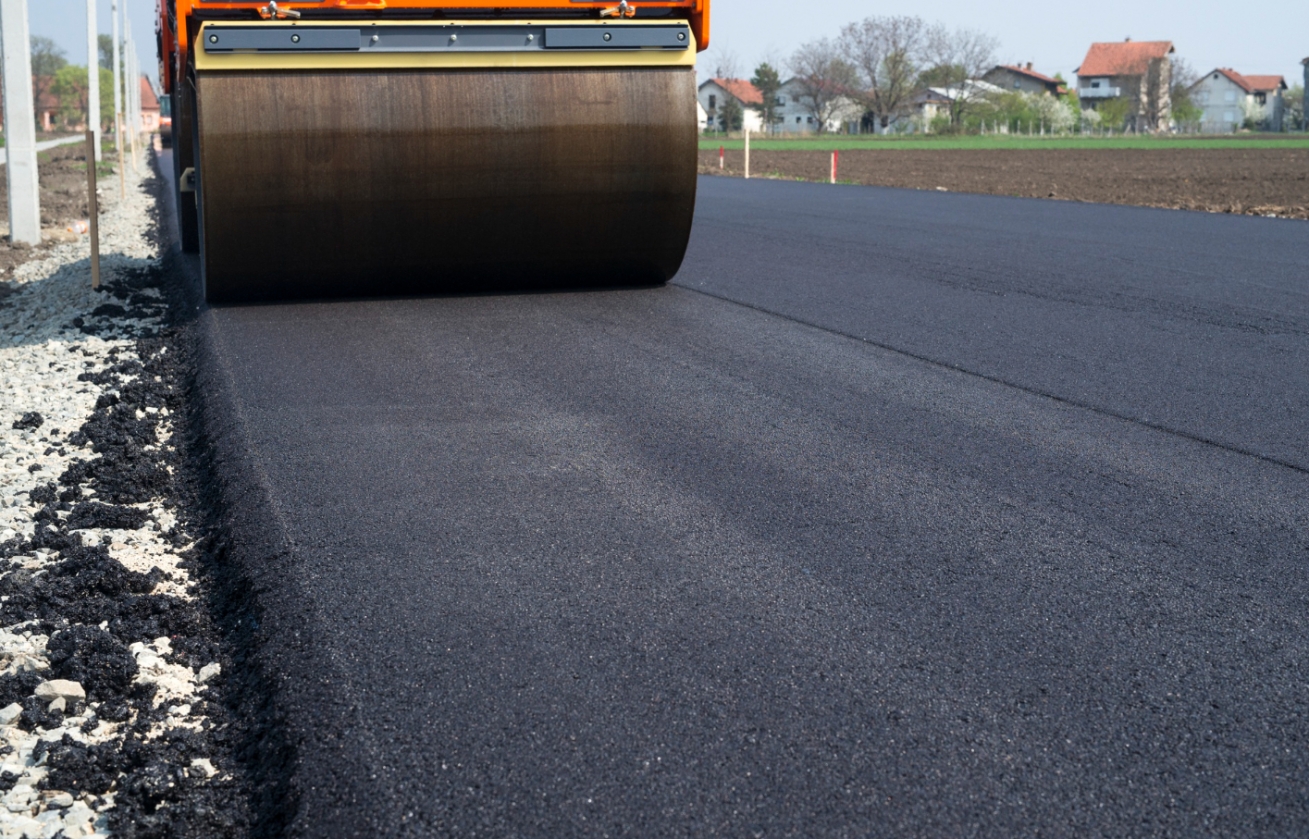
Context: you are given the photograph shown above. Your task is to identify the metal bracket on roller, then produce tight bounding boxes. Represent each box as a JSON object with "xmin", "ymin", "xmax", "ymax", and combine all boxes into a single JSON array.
[
  {"xmin": 180, "ymin": 168, "xmax": 197, "ymax": 193},
  {"xmin": 600, "ymin": 1, "xmax": 636, "ymax": 18},
  {"xmin": 258, "ymin": 2, "xmax": 301, "ymax": 19}
]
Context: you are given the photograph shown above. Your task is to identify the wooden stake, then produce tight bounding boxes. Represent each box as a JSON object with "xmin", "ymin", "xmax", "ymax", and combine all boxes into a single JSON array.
[
  {"xmin": 743, "ymin": 128, "xmax": 750, "ymax": 180},
  {"xmin": 118, "ymin": 115, "xmax": 126, "ymax": 198},
  {"xmin": 85, "ymin": 131, "xmax": 100, "ymax": 290}
]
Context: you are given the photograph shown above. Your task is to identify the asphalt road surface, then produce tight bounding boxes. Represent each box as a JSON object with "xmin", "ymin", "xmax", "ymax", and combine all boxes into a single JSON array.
[{"xmin": 172, "ymin": 162, "xmax": 1309, "ymax": 837}]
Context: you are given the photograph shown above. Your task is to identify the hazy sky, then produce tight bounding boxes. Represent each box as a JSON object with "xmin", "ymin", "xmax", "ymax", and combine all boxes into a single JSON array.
[
  {"xmin": 31, "ymin": 0, "xmax": 159, "ymax": 84},
  {"xmin": 28, "ymin": 0, "xmax": 1309, "ymax": 91},
  {"xmin": 702, "ymin": 0, "xmax": 1308, "ymax": 87}
]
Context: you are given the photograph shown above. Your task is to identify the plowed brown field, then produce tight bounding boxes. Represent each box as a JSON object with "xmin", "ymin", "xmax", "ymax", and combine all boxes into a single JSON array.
[{"xmin": 698, "ymin": 148, "xmax": 1309, "ymax": 219}]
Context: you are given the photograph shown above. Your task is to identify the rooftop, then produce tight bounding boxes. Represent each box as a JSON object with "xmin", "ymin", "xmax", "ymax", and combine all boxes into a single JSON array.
[
  {"xmin": 702, "ymin": 78, "xmax": 763, "ymax": 107},
  {"xmin": 1077, "ymin": 40, "xmax": 1174, "ymax": 77}
]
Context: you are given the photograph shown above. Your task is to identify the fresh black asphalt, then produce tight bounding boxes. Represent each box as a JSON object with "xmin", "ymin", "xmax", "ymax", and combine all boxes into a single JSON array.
[{"xmin": 171, "ymin": 164, "xmax": 1309, "ymax": 837}]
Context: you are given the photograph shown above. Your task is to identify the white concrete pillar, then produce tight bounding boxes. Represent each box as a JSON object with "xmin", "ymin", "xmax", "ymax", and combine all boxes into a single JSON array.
[
  {"xmin": 86, "ymin": 0, "xmax": 100, "ymax": 160},
  {"xmin": 112, "ymin": 0, "xmax": 121, "ymax": 153},
  {"xmin": 0, "ymin": 0, "xmax": 41, "ymax": 244}
]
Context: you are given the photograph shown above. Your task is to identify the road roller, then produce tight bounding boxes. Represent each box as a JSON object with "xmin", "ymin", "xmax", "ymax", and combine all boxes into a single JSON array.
[{"xmin": 157, "ymin": 0, "xmax": 709, "ymax": 302}]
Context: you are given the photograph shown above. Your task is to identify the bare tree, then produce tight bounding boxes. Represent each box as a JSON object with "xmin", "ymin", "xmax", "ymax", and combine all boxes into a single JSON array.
[
  {"xmin": 788, "ymin": 38, "xmax": 859, "ymax": 133},
  {"xmin": 839, "ymin": 15, "xmax": 927, "ymax": 133},
  {"xmin": 921, "ymin": 24, "xmax": 999, "ymax": 126},
  {"xmin": 709, "ymin": 48, "xmax": 741, "ymax": 82}
]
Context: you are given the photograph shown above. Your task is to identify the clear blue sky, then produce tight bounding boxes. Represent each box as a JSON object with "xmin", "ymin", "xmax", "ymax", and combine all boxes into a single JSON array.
[{"xmin": 30, "ymin": 0, "xmax": 1309, "ymax": 90}]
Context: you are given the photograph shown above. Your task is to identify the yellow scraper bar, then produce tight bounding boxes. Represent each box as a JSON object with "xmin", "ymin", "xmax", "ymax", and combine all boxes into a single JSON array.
[{"xmin": 194, "ymin": 20, "xmax": 697, "ymax": 71}]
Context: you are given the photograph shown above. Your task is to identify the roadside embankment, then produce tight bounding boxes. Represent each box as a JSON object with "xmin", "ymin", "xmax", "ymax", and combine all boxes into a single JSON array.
[{"xmin": 0, "ymin": 151, "xmax": 250, "ymax": 838}]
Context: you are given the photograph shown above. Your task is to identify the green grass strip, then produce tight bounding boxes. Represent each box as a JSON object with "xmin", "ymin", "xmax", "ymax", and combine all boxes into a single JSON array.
[{"xmin": 698, "ymin": 135, "xmax": 1309, "ymax": 151}]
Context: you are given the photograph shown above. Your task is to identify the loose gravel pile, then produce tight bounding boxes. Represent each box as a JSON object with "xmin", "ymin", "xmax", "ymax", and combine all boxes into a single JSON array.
[{"xmin": 0, "ymin": 159, "xmax": 248, "ymax": 837}]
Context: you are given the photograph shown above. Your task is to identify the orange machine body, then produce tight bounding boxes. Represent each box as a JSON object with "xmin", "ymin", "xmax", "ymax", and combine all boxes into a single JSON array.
[{"xmin": 157, "ymin": 0, "xmax": 709, "ymax": 95}]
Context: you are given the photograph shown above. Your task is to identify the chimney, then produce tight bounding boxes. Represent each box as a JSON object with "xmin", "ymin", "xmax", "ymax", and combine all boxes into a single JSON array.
[
  {"xmin": 1026, "ymin": 62, "xmax": 1033, "ymax": 71},
  {"xmin": 1125, "ymin": 37, "xmax": 1132, "ymax": 42}
]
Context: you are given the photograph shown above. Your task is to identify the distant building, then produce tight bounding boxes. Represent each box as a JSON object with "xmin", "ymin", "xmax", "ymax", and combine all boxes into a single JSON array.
[
  {"xmin": 697, "ymin": 78, "xmax": 764, "ymax": 133},
  {"xmin": 1189, "ymin": 69, "xmax": 1287, "ymax": 132},
  {"xmin": 982, "ymin": 64, "xmax": 1067, "ymax": 97},
  {"xmin": 773, "ymin": 78, "xmax": 862, "ymax": 134},
  {"xmin": 140, "ymin": 76, "xmax": 161, "ymax": 133},
  {"xmin": 909, "ymin": 80, "xmax": 1004, "ymax": 132},
  {"xmin": 1076, "ymin": 39, "xmax": 1174, "ymax": 131}
]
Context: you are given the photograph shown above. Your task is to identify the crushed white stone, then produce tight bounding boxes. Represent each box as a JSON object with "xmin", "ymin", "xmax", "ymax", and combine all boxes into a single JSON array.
[{"xmin": 0, "ymin": 156, "xmax": 219, "ymax": 839}]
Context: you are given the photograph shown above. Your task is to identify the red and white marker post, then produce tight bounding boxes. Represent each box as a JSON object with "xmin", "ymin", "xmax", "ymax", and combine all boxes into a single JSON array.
[
  {"xmin": 719, "ymin": 145, "xmax": 724, "ymax": 170},
  {"xmin": 830, "ymin": 150, "xmax": 839, "ymax": 184}
]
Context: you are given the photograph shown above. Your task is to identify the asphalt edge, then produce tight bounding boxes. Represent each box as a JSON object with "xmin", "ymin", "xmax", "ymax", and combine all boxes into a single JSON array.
[{"xmin": 153, "ymin": 151, "xmax": 403, "ymax": 837}]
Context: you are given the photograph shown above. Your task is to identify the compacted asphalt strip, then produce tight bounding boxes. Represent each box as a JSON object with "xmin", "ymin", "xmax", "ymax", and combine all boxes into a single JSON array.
[{"xmin": 166, "ymin": 159, "xmax": 1309, "ymax": 836}]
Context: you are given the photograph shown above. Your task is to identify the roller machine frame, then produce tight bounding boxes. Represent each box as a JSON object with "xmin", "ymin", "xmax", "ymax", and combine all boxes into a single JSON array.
[{"xmin": 157, "ymin": 0, "xmax": 710, "ymax": 302}]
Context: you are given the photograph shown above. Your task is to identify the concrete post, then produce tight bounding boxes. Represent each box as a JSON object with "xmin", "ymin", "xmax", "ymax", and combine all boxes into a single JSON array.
[
  {"xmin": 127, "ymin": 38, "xmax": 138, "ymax": 171},
  {"xmin": 86, "ymin": 0, "xmax": 100, "ymax": 160},
  {"xmin": 112, "ymin": 0, "xmax": 121, "ymax": 154},
  {"xmin": 0, "ymin": 0, "xmax": 41, "ymax": 244}
]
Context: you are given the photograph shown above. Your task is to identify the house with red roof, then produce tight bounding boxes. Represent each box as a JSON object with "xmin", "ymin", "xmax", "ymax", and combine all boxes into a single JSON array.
[
  {"xmin": 697, "ymin": 76, "xmax": 862, "ymax": 135},
  {"xmin": 697, "ymin": 78, "xmax": 765, "ymax": 133},
  {"xmin": 1188, "ymin": 69, "xmax": 1287, "ymax": 132},
  {"xmin": 139, "ymin": 75, "xmax": 161, "ymax": 133},
  {"xmin": 1075, "ymin": 39, "xmax": 1174, "ymax": 131},
  {"xmin": 982, "ymin": 63, "xmax": 1067, "ymax": 97}
]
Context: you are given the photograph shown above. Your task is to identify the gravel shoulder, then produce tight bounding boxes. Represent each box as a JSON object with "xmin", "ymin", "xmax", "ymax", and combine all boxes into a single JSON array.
[
  {"xmin": 0, "ymin": 141, "xmax": 127, "ymax": 280},
  {"xmin": 698, "ymin": 147, "xmax": 1309, "ymax": 219},
  {"xmin": 0, "ymin": 150, "xmax": 251, "ymax": 838}
]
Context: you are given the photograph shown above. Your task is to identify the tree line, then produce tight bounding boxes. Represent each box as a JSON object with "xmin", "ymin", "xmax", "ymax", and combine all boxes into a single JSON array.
[
  {"xmin": 711, "ymin": 15, "xmax": 1000, "ymax": 134},
  {"xmin": 27, "ymin": 35, "xmax": 117, "ymax": 132},
  {"xmin": 709, "ymin": 15, "xmax": 1293, "ymax": 135}
]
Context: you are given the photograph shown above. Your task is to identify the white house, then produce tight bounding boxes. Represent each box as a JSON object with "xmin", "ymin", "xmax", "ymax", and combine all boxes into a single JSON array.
[
  {"xmin": 1189, "ymin": 68, "xmax": 1287, "ymax": 132},
  {"xmin": 697, "ymin": 78, "xmax": 764, "ymax": 133},
  {"xmin": 773, "ymin": 78, "xmax": 863, "ymax": 134},
  {"xmin": 907, "ymin": 80, "xmax": 1004, "ymax": 132}
]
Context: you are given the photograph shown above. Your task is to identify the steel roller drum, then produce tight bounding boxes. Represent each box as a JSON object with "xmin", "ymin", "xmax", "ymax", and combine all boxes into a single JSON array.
[{"xmin": 192, "ymin": 21, "xmax": 698, "ymax": 303}]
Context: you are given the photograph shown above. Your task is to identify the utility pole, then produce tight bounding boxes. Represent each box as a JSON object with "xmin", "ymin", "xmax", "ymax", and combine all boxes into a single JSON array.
[
  {"xmin": 86, "ymin": 0, "xmax": 101, "ymax": 160},
  {"xmin": 127, "ymin": 35, "xmax": 138, "ymax": 172},
  {"xmin": 112, "ymin": 0, "xmax": 123, "ymax": 195},
  {"xmin": 0, "ymin": 0, "xmax": 41, "ymax": 244}
]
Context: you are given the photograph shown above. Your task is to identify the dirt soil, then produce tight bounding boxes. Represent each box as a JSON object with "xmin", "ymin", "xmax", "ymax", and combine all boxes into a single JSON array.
[
  {"xmin": 699, "ymin": 148, "xmax": 1309, "ymax": 219},
  {"xmin": 0, "ymin": 141, "xmax": 108, "ymax": 279}
]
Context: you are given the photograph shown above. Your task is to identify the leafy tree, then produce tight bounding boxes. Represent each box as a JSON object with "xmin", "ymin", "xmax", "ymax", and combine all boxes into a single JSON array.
[
  {"xmin": 30, "ymin": 36, "xmax": 67, "ymax": 77},
  {"xmin": 96, "ymin": 67, "xmax": 114, "ymax": 128},
  {"xmin": 1284, "ymin": 84, "xmax": 1304, "ymax": 132},
  {"xmin": 1095, "ymin": 97, "xmax": 1131, "ymax": 131},
  {"xmin": 46, "ymin": 65, "xmax": 114, "ymax": 131},
  {"xmin": 749, "ymin": 63, "xmax": 782, "ymax": 132},
  {"xmin": 30, "ymin": 36, "xmax": 67, "ymax": 118},
  {"xmin": 99, "ymin": 34, "xmax": 115, "ymax": 71},
  {"xmin": 1170, "ymin": 87, "xmax": 1202, "ymax": 130},
  {"xmin": 51, "ymin": 65, "xmax": 87, "ymax": 129},
  {"xmin": 917, "ymin": 63, "xmax": 963, "ymax": 89},
  {"xmin": 718, "ymin": 96, "xmax": 744, "ymax": 132}
]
